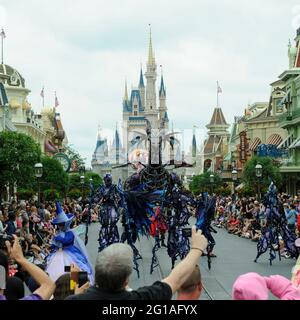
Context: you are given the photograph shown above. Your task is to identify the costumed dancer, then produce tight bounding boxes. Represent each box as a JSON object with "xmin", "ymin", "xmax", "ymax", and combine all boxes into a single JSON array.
[
  {"xmin": 97, "ymin": 174, "xmax": 122, "ymax": 252},
  {"xmin": 46, "ymin": 202, "xmax": 94, "ymax": 283},
  {"xmin": 166, "ymin": 180, "xmax": 193, "ymax": 269},
  {"xmin": 254, "ymin": 182, "xmax": 299, "ymax": 264},
  {"xmin": 195, "ymin": 192, "xmax": 217, "ymax": 269}
]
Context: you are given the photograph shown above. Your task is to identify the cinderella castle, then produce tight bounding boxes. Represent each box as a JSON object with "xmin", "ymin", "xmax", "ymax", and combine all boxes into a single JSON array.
[{"xmin": 91, "ymin": 30, "xmax": 201, "ymax": 182}]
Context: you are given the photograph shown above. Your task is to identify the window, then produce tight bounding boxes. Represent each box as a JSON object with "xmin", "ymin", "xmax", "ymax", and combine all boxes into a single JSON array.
[{"xmin": 134, "ymin": 111, "xmax": 137, "ymax": 116}]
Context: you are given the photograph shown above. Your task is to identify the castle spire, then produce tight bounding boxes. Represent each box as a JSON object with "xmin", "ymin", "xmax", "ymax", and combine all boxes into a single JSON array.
[
  {"xmin": 159, "ymin": 68, "xmax": 166, "ymax": 97},
  {"xmin": 123, "ymin": 79, "xmax": 129, "ymax": 101},
  {"xmin": 139, "ymin": 67, "xmax": 144, "ymax": 88},
  {"xmin": 147, "ymin": 24, "xmax": 155, "ymax": 65}
]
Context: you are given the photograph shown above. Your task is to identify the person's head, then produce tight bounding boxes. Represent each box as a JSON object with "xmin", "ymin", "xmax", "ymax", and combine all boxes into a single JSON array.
[
  {"xmin": 177, "ymin": 265, "xmax": 202, "ymax": 300},
  {"xmin": 53, "ymin": 273, "xmax": 72, "ymax": 300},
  {"xmin": 95, "ymin": 243, "xmax": 133, "ymax": 292},
  {"xmin": 8, "ymin": 211, "xmax": 16, "ymax": 221},
  {"xmin": 4, "ymin": 276, "xmax": 24, "ymax": 300},
  {"xmin": 232, "ymin": 272, "xmax": 268, "ymax": 300}
]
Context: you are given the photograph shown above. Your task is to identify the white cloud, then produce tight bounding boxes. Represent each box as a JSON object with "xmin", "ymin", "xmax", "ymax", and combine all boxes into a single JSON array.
[{"xmin": 1, "ymin": 0, "xmax": 299, "ymax": 166}]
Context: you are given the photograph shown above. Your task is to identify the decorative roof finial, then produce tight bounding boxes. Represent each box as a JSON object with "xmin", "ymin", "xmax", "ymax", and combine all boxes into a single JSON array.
[
  {"xmin": 147, "ymin": 24, "xmax": 155, "ymax": 65},
  {"xmin": 123, "ymin": 78, "xmax": 129, "ymax": 101},
  {"xmin": 0, "ymin": 28, "xmax": 6, "ymax": 65}
]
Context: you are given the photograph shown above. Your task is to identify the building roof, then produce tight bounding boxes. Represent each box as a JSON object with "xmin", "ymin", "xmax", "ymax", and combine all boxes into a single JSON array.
[
  {"xmin": 208, "ymin": 107, "xmax": 228, "ymax": 126},
  {"xmin": 163, "ymin": 111, "xmax": 169, "ymax": 121},
  {"xmin": 139, "ymin": 68, "xmax": 144, "ymax": 88},
  {"xmin": 159, "ymin": 74, "xmax": 166, "ymax": 97},
  {"xmin": 203, "ymin": 135, "xmax": 222, "ymax": 154},
  {"xmin": 0, "ymin": 64, "xmax": 25, "ymax": 88},
  {"xmin": 111, "ymin": 128, "xmax": 122, "ymax": 150},
  {"xmin": 0, "ymin": 82, "xmax": 8, "ymax": 105}
]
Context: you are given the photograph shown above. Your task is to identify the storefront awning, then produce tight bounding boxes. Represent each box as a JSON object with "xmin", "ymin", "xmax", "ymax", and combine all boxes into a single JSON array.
[
  {"xmin": 267, "ymin": 134, "xmax": 283, "ymax": 146},
  {"xmin": 249, "ymin": 137, "xmax": 261, "ymax": 151}
]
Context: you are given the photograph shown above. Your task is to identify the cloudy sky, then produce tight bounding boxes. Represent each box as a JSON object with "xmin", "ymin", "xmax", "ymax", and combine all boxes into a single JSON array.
[{"xmin": 1, "ymin": 0, "xmax": 300, "ymax": 166}]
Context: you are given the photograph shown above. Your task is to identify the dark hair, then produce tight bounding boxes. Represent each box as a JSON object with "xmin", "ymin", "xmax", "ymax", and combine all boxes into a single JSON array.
[
  {"xmin": 4, "ymin": 276, "xmax": 25, "ymax": 300},
  {"xmin": 53, "ymin": 274, "xmax": 73, "ymax": 300},
  {"xmin": 8, "ymin": 211, "xmax": 16, "ymax": 221}
]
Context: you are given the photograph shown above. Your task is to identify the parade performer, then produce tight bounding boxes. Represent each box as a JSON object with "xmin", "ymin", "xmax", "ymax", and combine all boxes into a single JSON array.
[
  {"xmin": 254, "ymin": 182, "xmax": 299, "ymax": 265},
  {"xmin": 97, "ymin": 174, "xmax": 122, "ymax": 252},
  {"xmin": 195, "ymin": 192, "xmax": 217, "ymax": 269},
  {"xmin": 115, "ymin": 119, "xmax": 194, "ymax": 274},
  {"xmin": 46, "ymin": 202, "xmax": 94, "ymax": 283}
]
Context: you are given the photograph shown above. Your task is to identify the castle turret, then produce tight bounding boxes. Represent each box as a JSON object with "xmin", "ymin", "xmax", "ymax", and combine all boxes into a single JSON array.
[
  {"xmin": 139, "ymin": 67, "xmax": 145, "ymax": 109},
  {"xmin": 145, "ymin": 28, "xmax": 157, "ymax": 114},
  {"xmin": 159, "ymin": 73, "xmax": 167, "ymax": 124}
]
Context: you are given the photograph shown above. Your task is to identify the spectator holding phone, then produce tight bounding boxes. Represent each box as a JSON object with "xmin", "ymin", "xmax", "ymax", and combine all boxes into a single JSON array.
[
  {"xmin": 0, "ymin": 235, "xmax": 55, "ymax": 300},
  {"xmin": 66, "ymin": 226, "xmax": 207, "ymax": 300}
]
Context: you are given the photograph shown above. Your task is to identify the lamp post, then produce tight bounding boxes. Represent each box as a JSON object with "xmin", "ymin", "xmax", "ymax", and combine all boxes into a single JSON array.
[
  {"xmin": 80, "ymin": 175, "xmax": 85, "ymax": 198},
  {"xmin": 34, "ymin": 163, "xmax": 43, "ymax": 205},
  {"xmin": 232, "ymin": 169, "xmax": 238, "ymax": 200},
  {"xmin": 255, "ymin": 163, "xmax": 263, "ymax": 200},
  {"xmin": 209, "ymin": 174, "xmax": 214, "ymax": 195},
  {"xmin": 85, "ymin": 178, "xmax": 94, "ymax": 246}
]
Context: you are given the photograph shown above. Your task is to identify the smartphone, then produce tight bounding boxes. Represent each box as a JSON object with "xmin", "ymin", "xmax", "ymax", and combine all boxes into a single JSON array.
[
  {"xmin": 0, "ymin": 265, "xmax": 6, "ymax": 290},
  {"xmin": 70, "ymin": 271, "xmax": 88, "ymax": 290},
  {"xmin": 182, "ymin": 227, "xmax": 192, "ymax": 237},
  {"xmin": 78, "ymin": 271, "xmax": 88, "ymax": 287},
  {"xmin": 64, "ymin": 266, "xmax": 71, "ymax": 272}
]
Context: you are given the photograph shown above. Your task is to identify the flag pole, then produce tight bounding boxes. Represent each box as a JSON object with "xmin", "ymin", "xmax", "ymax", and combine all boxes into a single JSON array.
[
  {"xmin": 1, "ymin": 28, "xmax": 5, "ymax": 65},
  {"xmin": 217, "ymin": 81, "xmax": 219, "ymax": 107}
]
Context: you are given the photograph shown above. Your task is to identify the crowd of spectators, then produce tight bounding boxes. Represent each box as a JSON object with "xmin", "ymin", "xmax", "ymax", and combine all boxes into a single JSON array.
[
  {"xmin": 212, "ymin": 194, "xmax": 300, "ymax": 258},
  {"xmin": 0, "ymin": 196, "xmax": 299, "ymax": 301}
]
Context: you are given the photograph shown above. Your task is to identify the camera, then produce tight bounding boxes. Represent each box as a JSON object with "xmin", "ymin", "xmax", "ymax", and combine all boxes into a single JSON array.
[
  {"xmin": 182, "ymin": 228, "xmax": 192, "ymax": 237},
  {"xmin": 0, "ymin": 233, "xmax": 27, "ymax": 252},
  {"xmin": 0, "ymin": 233, "xmax": 14, "ymax": 250}
]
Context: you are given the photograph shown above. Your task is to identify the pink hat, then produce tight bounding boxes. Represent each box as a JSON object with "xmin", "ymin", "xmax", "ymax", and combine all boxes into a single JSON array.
[
  {"xmin": 265, "ymin": 275, "xmax": 300, "ymax": 300},
  {"xmin": 232, "ymin": 272, "xmax": 268, "ymax": 300}
]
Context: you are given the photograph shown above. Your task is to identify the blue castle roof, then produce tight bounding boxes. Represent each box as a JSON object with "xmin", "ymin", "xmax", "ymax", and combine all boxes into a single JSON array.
[
  {"xmin": 123, "ymin": 89, "xmax": 144, "ymax": 113},
  {"xmin": 139, "ymin": 68, "xmax": 144, "ymax": 88},
  {"xmin": 159, "ymin": 75, "xmax": 166, "ymax": 97}
]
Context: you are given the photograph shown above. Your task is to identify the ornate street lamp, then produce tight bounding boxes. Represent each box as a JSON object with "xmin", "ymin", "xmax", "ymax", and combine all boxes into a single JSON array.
[
  {"xmin": 232, "ymin": 169, "xmax": 238, "ymax": 200},
  {"xmin": 255, "ymin": 163, "xmax": 263, "ymax": 200},
  {"xmin": 255, "ymin": 164, "xmax": 262, "ymax": 178},
  {"xmin": 232, "ymin": 169, "xmax": 238, "ymax": 181},
  {"xmin": 85, "ymin": 177, "xmax": 95, "ymax": 246},
  {"xmin": 209, "ymin": 174, "xmax": 214, "ymax": 194},
  {"xmin": 80, "ymin": 175, "xmax": 85, "ymax": 197},
  {"xmin": 34, "ymin": 163, "xmax": 43, "ymax": 205}
]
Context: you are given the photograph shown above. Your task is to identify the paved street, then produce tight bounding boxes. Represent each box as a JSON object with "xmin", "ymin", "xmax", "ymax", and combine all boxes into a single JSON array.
[{"xmin": 85, "ymin": 221, "xmax": 296, "ymax": 300}]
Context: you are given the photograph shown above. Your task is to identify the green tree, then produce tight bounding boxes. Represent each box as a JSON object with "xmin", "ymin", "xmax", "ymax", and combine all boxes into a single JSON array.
[
  {"xmin": 67, "ymin": 188, "xmax": 81, "ymax": 199},
  {"xmin": 0, "ymin": 131, "xmax": 41, "ymax": 197},
  {"xmin": 243, "ymin": 156, "xmax": 282, "ymax": 192},
  {"xmin": 85, "ymin": 172, "xmax": 103, "ymax": 189},
  {"xmin": 40, "ymin": 156, "xmax": 69, "ymax": 196},
  {"xmin": 68, "ymin": 172, "xmax": 103, "ymax": 197},
  {"xmin": 44, "ymin": 189, "xmax": 60, "ymax": 201},
  {"xmin": 189, "ymin": 171, "xmax": 222, "ymax": 195}
]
